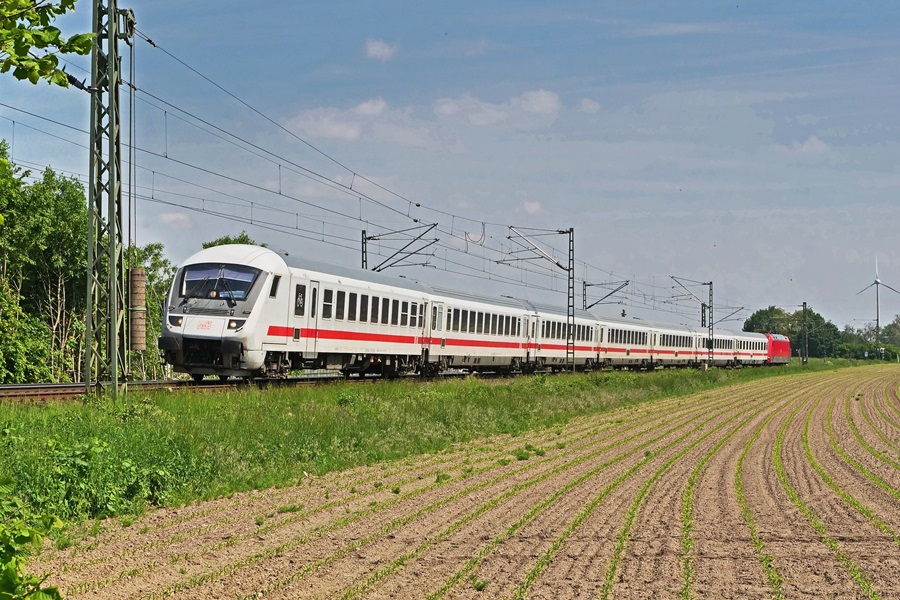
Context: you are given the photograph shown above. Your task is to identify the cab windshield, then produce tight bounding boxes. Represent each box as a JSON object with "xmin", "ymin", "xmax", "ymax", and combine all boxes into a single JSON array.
[{"xmin": 180, "ymin": 263, "xmax": 260, "ymax": 301}]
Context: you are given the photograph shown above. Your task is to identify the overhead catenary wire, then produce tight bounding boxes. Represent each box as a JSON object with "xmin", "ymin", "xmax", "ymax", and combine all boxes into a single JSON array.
[{"xmin": 0, "ymin": 35, "xmax": 755, "ymax": 325}]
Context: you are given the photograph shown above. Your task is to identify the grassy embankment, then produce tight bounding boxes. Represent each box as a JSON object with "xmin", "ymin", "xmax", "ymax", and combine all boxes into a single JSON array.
[{"xmin": 0, "ymin": 358, "xmax": 864, "ymax": 523}]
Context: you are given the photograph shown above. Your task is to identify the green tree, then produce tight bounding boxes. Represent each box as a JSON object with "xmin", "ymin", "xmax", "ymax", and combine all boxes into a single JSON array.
[
  {"xmin": 0, "ymin": 0, "xmax": 92, "ymax": 86},
  {"xmin": 201, "ymin": 230, "xmax": 263, "ymax": 249},
  {"xmin": 18, "ymin": 167, "xmax": 88, "ymax": 381},
  {"xmin": 0, "ymin": 142, "xmax": 83, "ymax": 382},
  {"xmin": 743, "ymin": 306, "xmax": 792, "ymax": 335},
  {"xmin": 744, "ymin": 305, "xmax": 840, "ymax": 358},
  {"xmin": 0, "ymin": 143, "xmax": 53, "ymax": 383}
]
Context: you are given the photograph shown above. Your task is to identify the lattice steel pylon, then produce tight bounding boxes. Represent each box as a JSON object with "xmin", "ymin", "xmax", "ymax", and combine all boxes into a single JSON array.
[{"xmin": 84, "ymin": 0, "xmax": 135, "ymax": 395}]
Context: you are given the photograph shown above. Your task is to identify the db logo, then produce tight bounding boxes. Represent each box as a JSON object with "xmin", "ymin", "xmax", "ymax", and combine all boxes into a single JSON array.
[{"xmin": 197, "ymin": 320, "xmax": 212, "ymax": 330}]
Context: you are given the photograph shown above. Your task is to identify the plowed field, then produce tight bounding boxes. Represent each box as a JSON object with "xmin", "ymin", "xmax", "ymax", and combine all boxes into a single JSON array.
[{"xmin": 31, "ymin": 366, "xmax": 900, "ymax": 598}]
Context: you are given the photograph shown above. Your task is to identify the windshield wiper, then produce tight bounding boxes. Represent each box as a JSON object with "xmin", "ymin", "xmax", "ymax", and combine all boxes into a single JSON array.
[
  {"xmin": 219, "ymin": 272, "xmax": 237, "ymax": 307},
  {"xmin": 181, "ymin": 275, "xmax": 210, "ymax": 304}
]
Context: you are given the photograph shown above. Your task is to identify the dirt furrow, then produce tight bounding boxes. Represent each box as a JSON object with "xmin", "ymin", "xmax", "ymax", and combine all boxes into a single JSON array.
[
  {"xmin": 776, "ymin": 374, "xmax": 900, "ymax": 597},
  {"xmin": 24, "ymin": 367, "xmax": 900, "ymax": 599}
]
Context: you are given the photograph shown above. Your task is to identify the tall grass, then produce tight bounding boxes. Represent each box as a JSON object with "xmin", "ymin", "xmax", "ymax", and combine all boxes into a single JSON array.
[{"xmin": 0, "ymin": 359, "xmax": 857, "ymax": 521}]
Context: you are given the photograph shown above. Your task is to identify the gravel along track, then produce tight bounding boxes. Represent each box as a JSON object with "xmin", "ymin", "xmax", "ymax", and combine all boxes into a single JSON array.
[{"xmin": 30, "ymin": 366, "xmax": 900, "ymax": 599}]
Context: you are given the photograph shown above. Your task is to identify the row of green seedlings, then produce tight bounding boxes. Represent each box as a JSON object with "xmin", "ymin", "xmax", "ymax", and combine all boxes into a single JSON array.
[
  {"xmin": 162, "ymin": 382, "xmax": 747, "ymax": 598},
  {"xmin": 842, "ymin": 389, "xmax": 900, "ymax": 474},
  {"xmin": 854, "ymin": 382, "xmax": 900, "ymax": 462},
  {"xmin": 809, "ymin": 395, "xmax": 900, "ymax": 549},
  {"xmin": 774, "ymin": 386, "xmax": 880, "ymax": 598},
  {"xmin": 729, "ymin": 375, "xmax": 856, "ymax": 600},
  {"xmin": 146, "ymin": 403, "xmax": 674, "ymax": 599},
  {"xmin": 65, "ymin": 420, "xmax": 601, "ymax": 597},
  {"xmin": 316, "ymin": 388, "xmax": 750, "ymax": 600},
  {"xmin": 338, "ymin": 382, "xmax": 796, "ymax": 600},
  {"xmin": 356, "ymin": 378, "xmax": 798, "ymax": 600},
  {"xmin": 59, "ymin": 409, "xmax": 605, "ymax": 594}
]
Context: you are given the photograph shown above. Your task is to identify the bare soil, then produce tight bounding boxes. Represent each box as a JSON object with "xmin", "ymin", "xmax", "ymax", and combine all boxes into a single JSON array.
[{"xmin": 30, "ymin": 366, "xmax": 900, "ymax": 599}]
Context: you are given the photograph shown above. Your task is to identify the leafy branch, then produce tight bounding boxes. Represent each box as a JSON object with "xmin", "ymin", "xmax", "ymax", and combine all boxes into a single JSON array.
[{"xmin": 0, "ymin": 0, "xmax": 93, "ymax": 86}]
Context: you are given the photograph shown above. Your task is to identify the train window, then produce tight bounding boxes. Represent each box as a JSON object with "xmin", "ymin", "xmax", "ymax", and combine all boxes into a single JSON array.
[
  {"xmin": 458, "ymin": 310, "xmax": 467, "ymax": 333},
  {"xmin": 269, "ymin": 275, "xmax": 281, "ymax": 298},
  {"xmin": 370, "ymin": 296, "xmax": 380, "ymax": 323},
  {"xmin": 311, "ymin": 288, "xmax": 317, "ymax": 319},
  {"xmin": 294, "ymin": 284, "xmax": 306, "ymax": 317},
  {"xmin": 412, "ymin": 303, "xmax": 420, "ymax": 328},
  {"xmin": 490, "ymin": 314, "xmax": 497, "ymax": 335},
  {"xmin": 360, "ymin": 295, "xmax": 368, "ymax": 323},
  {"xmin": 506, "ymin": 316, "xmax": 513, "ymax": 336},
  {"xmin": 322, "ymin": 289, "xmax": 333, "ymax": 319},
  {"xmin": 469, "ymin": 311, "xmax": 476, "ymax": 334},
  {"xmin": 391, "ymin": 299, "xmax": 400, "ymax": 326},
  {"xmin": 400, "ymin": 301, "xmax": 409, "ymax": 327},
  {"xmin": 452, "ymin": 308, "xmax": 460, "ymax": 332},
  {"xmin": 382, "ymin": 298, "xmax": 390, "ymax": 325},
  {"xmin": 437, "ymin": 306, "xmax": 444, "ymax": 331},
  {"xmin": 476, "ymin": 312, "xmax": 483, "ymax": 334},
  {"xmin": 517, "ymin": 318, "xmax": 521, "ymax": 337},
  {"xmin": 335, "ymin": 291, "xmax": 346, "ymax": 320},
  {"xmin": 348, "ymin": 293, "xmax": 357, "ymax": 322}
]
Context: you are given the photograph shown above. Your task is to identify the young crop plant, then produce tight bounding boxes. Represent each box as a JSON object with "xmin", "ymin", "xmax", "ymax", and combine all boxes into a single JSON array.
[
  {"xmin": 804, "ymin": 398, "xmax": 900, "ymax": 550},
  {"xmin": 842, "ymin": 396, "xmax": 900, "ymax": 472},
  {"xmin": 827, "ymin": 399, "xmax": 900, "ymax": 501},
  {"xmin": 774, "ymin": 396, "xmax": 880, "ymax": 598},
  {"xmin": 678, "ymin": 399, "xmax": 773, "ymax": 599}
]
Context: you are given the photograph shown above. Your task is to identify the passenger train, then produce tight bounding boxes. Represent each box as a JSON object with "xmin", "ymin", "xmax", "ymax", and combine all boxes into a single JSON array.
[{"xmin": 157, "ymin": 244, "xmax": 792, "ymax": 381}]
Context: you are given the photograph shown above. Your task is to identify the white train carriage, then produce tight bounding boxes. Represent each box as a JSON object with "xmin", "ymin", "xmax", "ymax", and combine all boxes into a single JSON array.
[
  {"xmin": 733, "ymin": 330, "xmax": 769, "ymax": 366},
  {"xmin": 159, "ymin": 245, "xmax": 433, "ymax": 379},
  {"xmin": 523, "ymin": 301, "xmax": 599, "ymax": 371},
  {"xmin": 647, "ymin": 321, "xmax": 703, "ymax": 368},
  {"xmin": 699, "ymin": 329, "xmax": 769, "ymax": 367},
  {"xmin": 159, "ymin": 244, "xmax": 295, "ymax": 380},
  {"xmin": 597, "ymin": 315, "xmax": 654, "ymax": 368},
  {"xmin": 424, "ymin": 287, "xmax": 531, "ymax": 374}
]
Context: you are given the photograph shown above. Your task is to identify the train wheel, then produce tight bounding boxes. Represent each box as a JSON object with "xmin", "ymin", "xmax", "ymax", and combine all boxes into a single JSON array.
[{"xmin": 191, "ymin": 373, "xmax": 204, "ymax": 383}]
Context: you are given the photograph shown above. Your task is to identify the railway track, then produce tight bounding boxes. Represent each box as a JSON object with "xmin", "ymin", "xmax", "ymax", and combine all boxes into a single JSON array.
[
  {"xmin": 0, "ymin": 381, "xmax": 201, "ymax": 402},
  {"xmin": 0, "ymin": 369, "xmax": 473, "ymax": 402}
]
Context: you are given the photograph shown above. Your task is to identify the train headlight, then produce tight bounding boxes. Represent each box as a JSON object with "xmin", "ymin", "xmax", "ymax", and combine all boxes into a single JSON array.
[
  {"xmin": 168, "ymin": 315, "xmax": 184, "ymax": 327},
  {"xmin": 227, "ymin": 319, "xmax": 246, "ymax": 330}
]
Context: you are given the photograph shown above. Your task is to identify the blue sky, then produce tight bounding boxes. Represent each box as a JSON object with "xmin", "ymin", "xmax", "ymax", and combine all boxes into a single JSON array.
[{"xmin": 3, "ymin": 1, "xmax": 900, "ymax": 330}]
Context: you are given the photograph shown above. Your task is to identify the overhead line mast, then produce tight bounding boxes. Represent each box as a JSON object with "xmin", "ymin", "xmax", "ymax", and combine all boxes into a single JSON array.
[{"xmin": 85, "ymin": 0, "xmax": 135, "ymax": 395}]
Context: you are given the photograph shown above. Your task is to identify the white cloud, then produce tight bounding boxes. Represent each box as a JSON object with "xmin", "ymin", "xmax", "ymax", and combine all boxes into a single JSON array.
[
  {"xmin": 790, "ymin": 135, "xmax": 829, "ymax": 154},
  {"xmin": 515, "ymin": 90, "xmax": 561, "ymax": 115},
  {"xmin": 576, "ymin": 98, "xmax": 602, "ymax": 113},
  {"xmin": 286, "ymin": 109, "xmax": 363, "ymax": 141},
  {"xmin": 355, "ymin": 98, "xmax": 387, "ymax": 117},
  {"xmin": 365, "ymin": 38, "xmax": 397, "ymax": 62},
  {"xmin": 522, "ymin": 201, "xmax": 542, "ymax": 215},
  {"xmin": 433, "ymin": 90, "xmax": 561, "ymax": 128}
]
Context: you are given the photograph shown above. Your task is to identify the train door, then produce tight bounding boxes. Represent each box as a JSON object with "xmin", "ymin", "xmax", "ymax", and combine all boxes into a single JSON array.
[
  {"xmin": 524, "ymin": 315, "xmax": 532, "ymax": 362},
  {"xmin": 427, "ymin": 301, "xmax": 444, "ymax": 352},
  {"xmin": 305, "ymin": 280, "xmax": 320, "ymax": 355}
]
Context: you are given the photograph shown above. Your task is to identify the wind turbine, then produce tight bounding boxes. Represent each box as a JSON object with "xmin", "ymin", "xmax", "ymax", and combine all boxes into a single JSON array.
[{"xmin": 856, "ymin": 257, "xmax": 900, "ymax": 342}]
